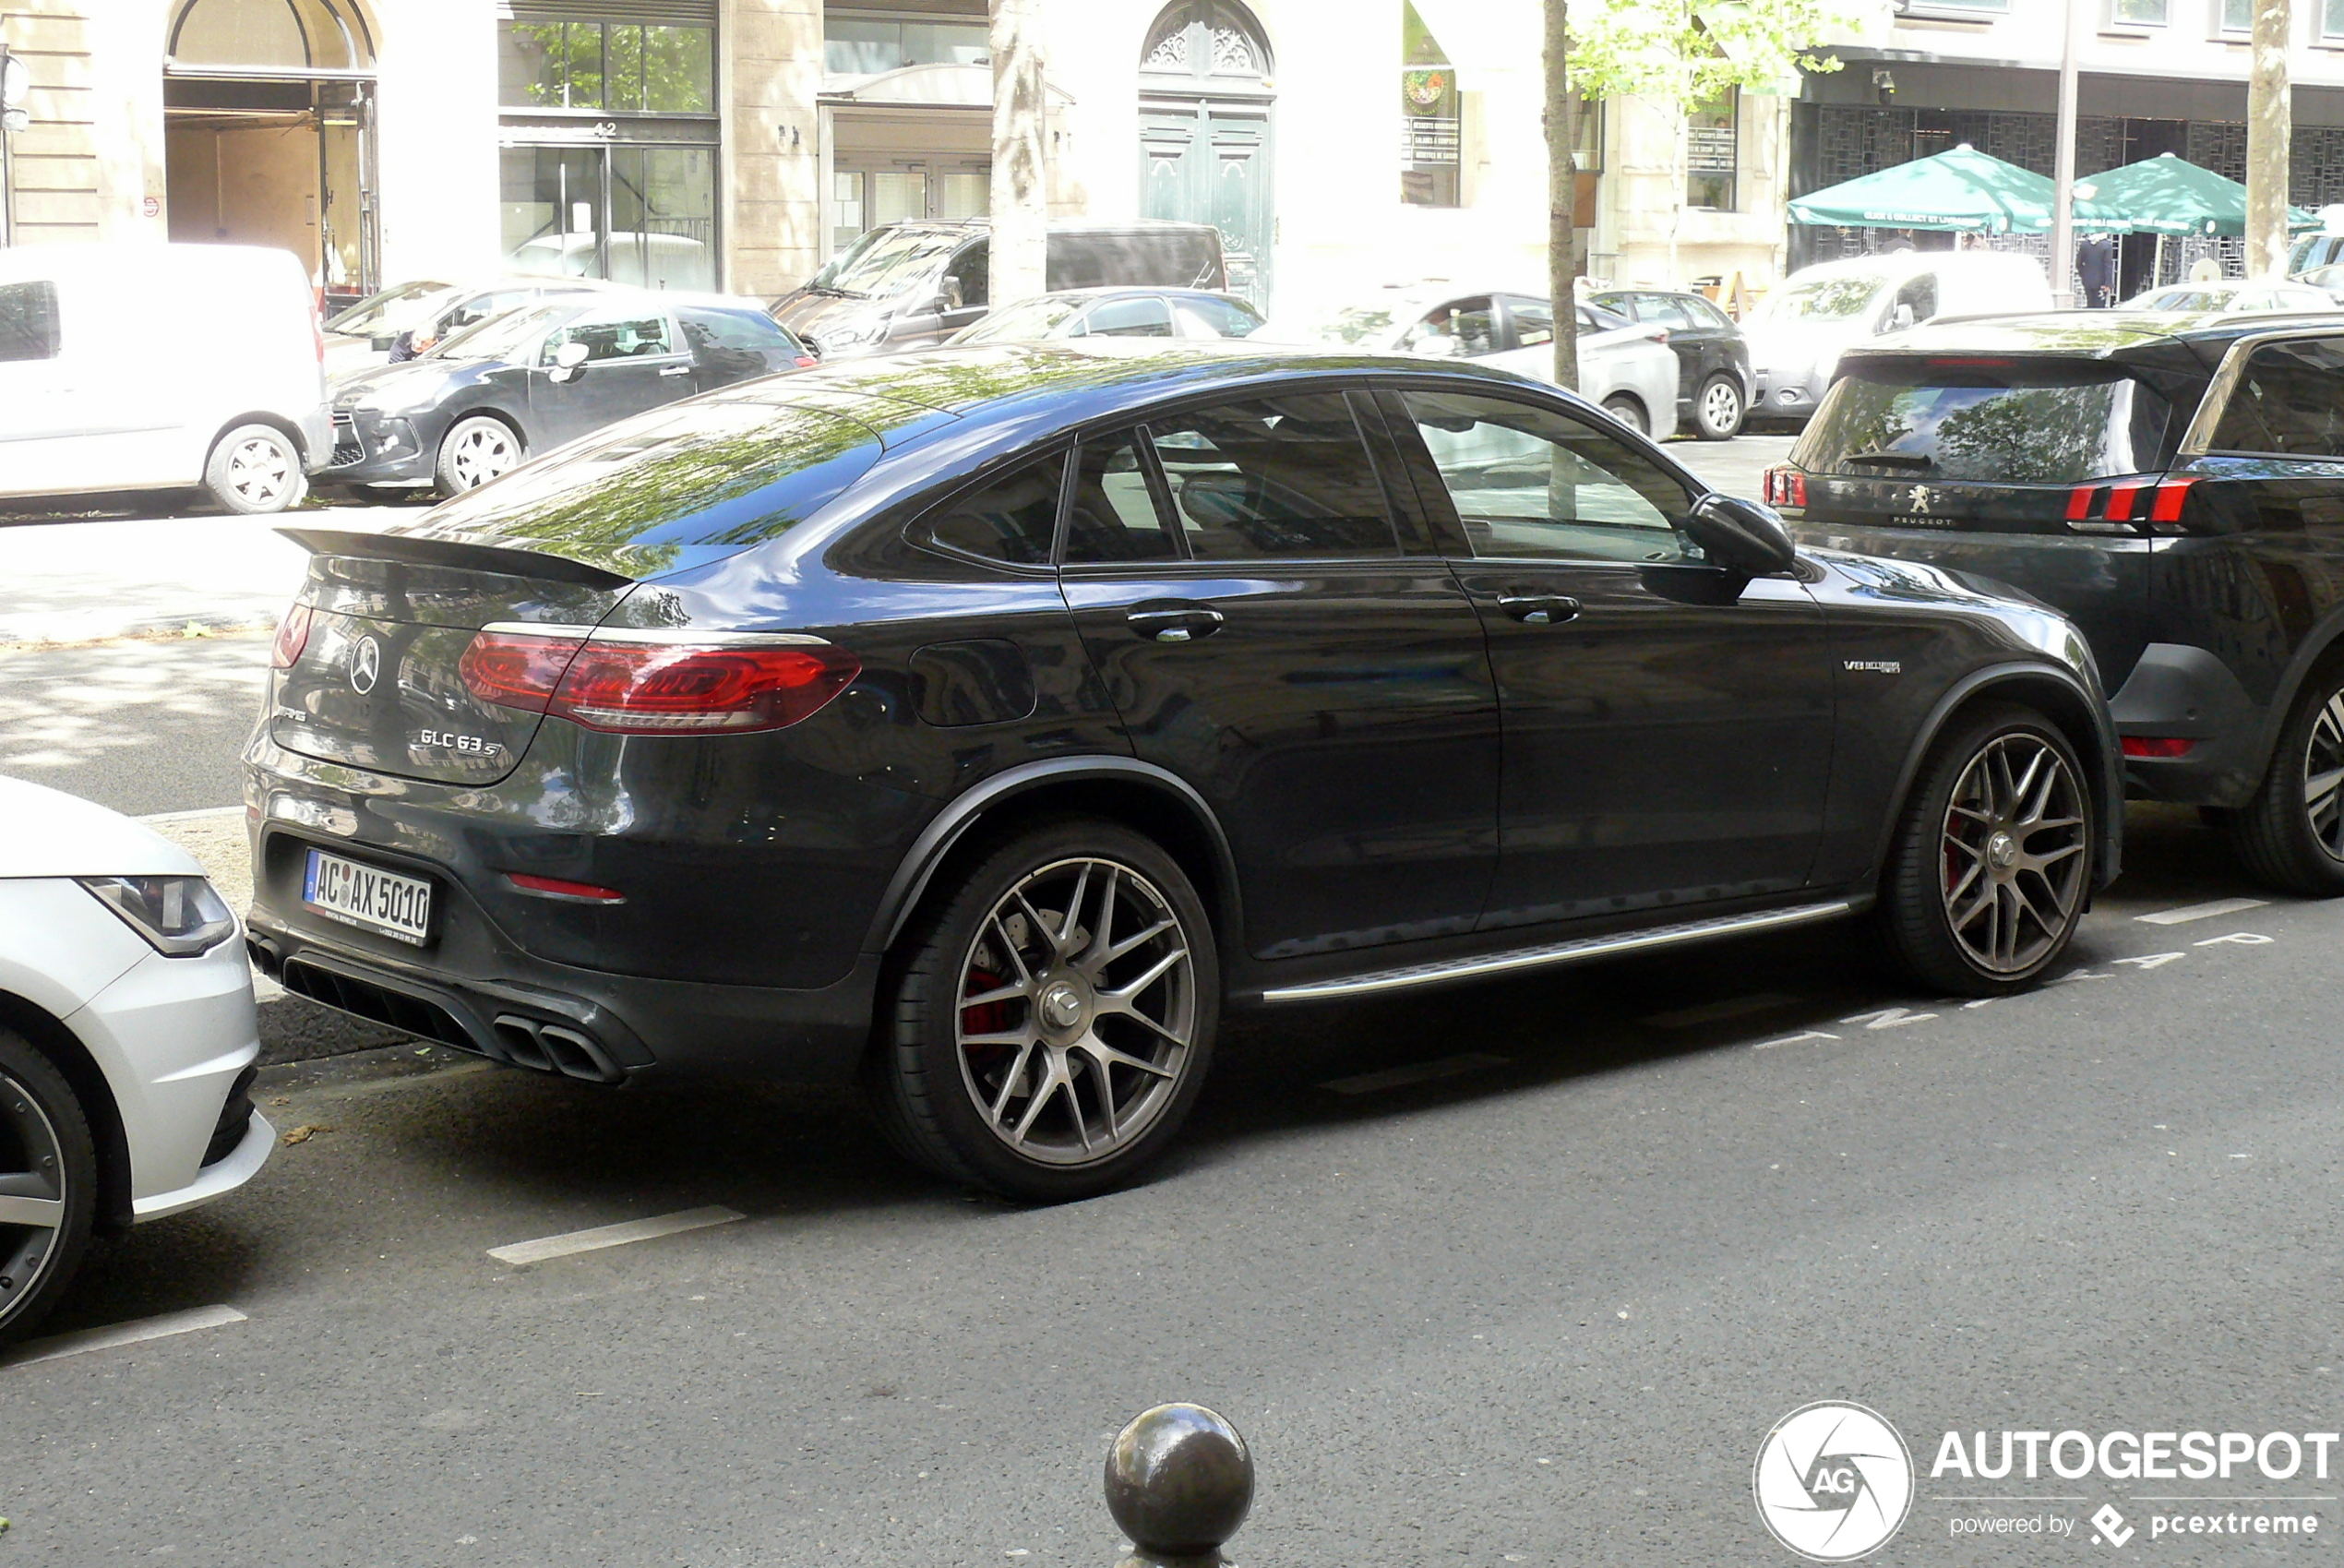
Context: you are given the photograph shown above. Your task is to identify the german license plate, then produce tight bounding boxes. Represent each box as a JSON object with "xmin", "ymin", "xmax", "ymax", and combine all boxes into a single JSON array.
[{"xmin": 303, "ymin": 848, "xmax": 432, "ymax": 945}]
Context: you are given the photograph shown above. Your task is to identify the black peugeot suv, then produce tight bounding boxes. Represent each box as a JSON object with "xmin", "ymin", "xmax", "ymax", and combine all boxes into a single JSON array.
[
  {"xmin": 1771, "ymin": 312, "xmax": 2344, "ymax": 895},
  {"xmin": 245, "ymin": 342, "xmax": 2118, "ymax": 1200}
]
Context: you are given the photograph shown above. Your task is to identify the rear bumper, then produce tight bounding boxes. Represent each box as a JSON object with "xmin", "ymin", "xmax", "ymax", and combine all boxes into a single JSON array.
[
  {"xmin": 2108, "ymin": 642, "xmax": 2269, "ymax": 808},
  {"xmin": 245, "ymin": 906, "xmax": 882, "ymax": 1087}
]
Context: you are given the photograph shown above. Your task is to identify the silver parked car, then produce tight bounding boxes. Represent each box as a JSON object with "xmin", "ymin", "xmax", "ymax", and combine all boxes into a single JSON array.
[
  {"xmin": 1262, "ymin": 285, "xmax": 1680, "ymax": 438},
  {"xmin": 948, "ymin": 286, "xmax": 1265, "ymax": 343}
]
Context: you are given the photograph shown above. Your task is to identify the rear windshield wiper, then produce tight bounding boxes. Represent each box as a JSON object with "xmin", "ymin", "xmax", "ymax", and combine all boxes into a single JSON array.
[{"xmin": 1837, "ymin": 449, "xmax": 1934, "ymax": 471}]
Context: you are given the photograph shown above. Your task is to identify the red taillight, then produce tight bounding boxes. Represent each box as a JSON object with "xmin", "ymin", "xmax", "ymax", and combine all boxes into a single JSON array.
[
  {"xmin": 2123, "ymin": 736, "xmax": 2197, "ymax": 759},
  {"xmin": 504, "ymin": 872, "xmax": 627, "ymax": 904},
  {"xmin": 550, "ymin": 640, "xmax": 861, "ymax": 733},
  {"xmin": 1763, "ymin": 466, "xmax": 1807, "ymax": 508},
  {"xmin": 2065, "ymin": 485, "xmax": 2097, "ymax": 521},
  {"xmin": 2148, "ymin": 476, "xmax": 2199, "ymax": 527},
  {"xmin": 2103, "ymin": 482, "xmax": 2148, "ymax": 522},
  {"xmin": 793, "ymin": 355, "xmax": 819, "ymax": 368},
  {"xmin": 270, "ymin": 603, "xmax": 314, "ymax": 669},
  {"xmin": 460, "ymin": 629, "xmax": 861, "ymax": 734},
  {"xmin": 458, "ymin": 630, "xmax": 587, "ymax": 712}
]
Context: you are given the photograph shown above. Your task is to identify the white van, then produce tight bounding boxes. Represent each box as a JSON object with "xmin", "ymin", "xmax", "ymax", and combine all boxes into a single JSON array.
[
  {"xmin": 1742, "ymin": 250, "xmax": 2052, "ymax": 425},
  {"xmin": 0, "ymin": 244, "xmax": 332, "ymax": 514}
]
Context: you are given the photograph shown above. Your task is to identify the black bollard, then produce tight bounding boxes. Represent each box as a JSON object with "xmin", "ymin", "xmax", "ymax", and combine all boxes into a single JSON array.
[{"xmin": 1103, "ymin": 1402, "xmax": 1254, "ymax": 1567}]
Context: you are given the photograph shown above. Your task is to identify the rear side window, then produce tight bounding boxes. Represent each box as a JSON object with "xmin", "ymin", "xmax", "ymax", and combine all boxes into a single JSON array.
[
  {"xmin": 0, "ymin": 281, "xmax": 61, "ymax": 363},
  {"xmin": 679, "ymin": 307, "xmax": 795, "ymax": 352},
  {"xmin": 2209, "ymin": 338, "xmax": 2344, "ymax": 458},
  {"xmin": 1145, "ymin": 393, "xmax": 1400, "ymax": 560},
  {"xmin": 1501, "ymin": 295, "xmax": 1555, "ymax": 349},
  {"xmin": 1082, "ymin": 296, "xmax": 1174, "ymax": 338},
  {"xmin": 1798, "ymin": 361, "xmax": 2179, "ymax": 484},
  {"xmin": 544, "ymin": 311, "xmax": 674, "ymax": 363},
  {"xmin": 1064, "ymin": 434, "xmax": 1177, "ymax": 563},
  {"xmin": 919, "ymin": 455, "xmax": 1064, "ymax": 567},
  {"xmin": 1171, "ymin": 295, "xmax": 1262, "ymax": 338}
]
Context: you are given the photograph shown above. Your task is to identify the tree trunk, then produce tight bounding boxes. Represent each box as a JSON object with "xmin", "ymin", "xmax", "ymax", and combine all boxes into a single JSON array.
[
  {"xmin": 2245, "ymin": 0, "xmax": 2292, "ymax": 280},
  {"xmin": 988, "ymin": 0, "xmax": 1048, "ymax": 305},
  {"xmin": 1543, "ymin": 0, "xmax": 1578, "ymax": 391}
]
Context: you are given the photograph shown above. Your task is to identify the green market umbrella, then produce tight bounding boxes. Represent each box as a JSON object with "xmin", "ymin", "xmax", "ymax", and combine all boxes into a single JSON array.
[
  {"xmin": 1788, "ymin": 143, "xmax": 2127, "ymax": 233},
  {"xmin": 2078, "ymin": 152, "xmax": 2318, "ymax": 236}
]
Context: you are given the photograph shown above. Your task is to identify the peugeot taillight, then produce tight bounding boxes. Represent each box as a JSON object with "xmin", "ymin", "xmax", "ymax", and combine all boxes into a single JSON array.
[
  {"xmin": 270, "ymin": 603, "xmax": 314, "ymax": 669},
  {"xmin": 1763, "ymin": 466, "xmax": 1807, "ymax": 508},
  {"xmin": 458, "ymin": 628, "xmax": 860, "ymax": 734}
]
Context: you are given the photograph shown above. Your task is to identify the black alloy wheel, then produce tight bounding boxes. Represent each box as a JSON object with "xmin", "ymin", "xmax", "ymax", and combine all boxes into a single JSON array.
[
  {"xmin": 864, "ymin": 819, "xmax": 1219, "ymax": 1203},
  {"xmin": 1692, "ymin": 373, "xmax": 1744, "ymax": 441},
  {"xmin": 2226, "ymin": 664, "xmax": 2344, "ymax": 895},
  {"xmin": 0, "ymin": 1029, "xmax": 98, "ymax": 1347},
  {"xmin": 1879, "ymin": 704, "xmax": 2093, "ymax": 995}
]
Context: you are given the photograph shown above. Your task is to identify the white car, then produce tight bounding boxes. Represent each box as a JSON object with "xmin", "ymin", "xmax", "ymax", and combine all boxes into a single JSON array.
[
  {"xmin": 948, "ymin": 287, "xmax": 1266, "ymax": 343},
  {"xmin": 0, "ymin": 776, "xmax": 271, "ymax": 1345},
  {"xmin": 0, "ymin": 243, "xmax": 331, "ymax": 514},
  {"xmin": 1263, "ymin": 285, "xmax": 1680, "ymax": 438},
  {"xmin": 2121, "ymin": 279, "xmax": 2338, "ymax": 314},
  {"xmin": 1742, "ymin": 250, "xmax": 2054, "ymax": 425}
]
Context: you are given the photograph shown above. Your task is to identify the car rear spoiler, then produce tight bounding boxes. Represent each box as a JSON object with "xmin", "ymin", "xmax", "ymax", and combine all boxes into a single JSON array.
[{"xmin": 276, "ymin": 528, "xmax": 636, "ymax": 589}]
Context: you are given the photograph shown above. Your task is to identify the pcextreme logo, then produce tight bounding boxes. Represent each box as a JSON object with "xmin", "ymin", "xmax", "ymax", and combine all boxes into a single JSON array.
[{"xmin": 1753, "ymin": 1402, "xmax": 1916, "ymax": 1562}]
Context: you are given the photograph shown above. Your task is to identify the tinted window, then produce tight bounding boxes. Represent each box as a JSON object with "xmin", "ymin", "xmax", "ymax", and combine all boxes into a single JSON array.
[
  {"xmin": 2210, "ymin": 338, "xmax": 2344, "ymax": 458},
  {"xmin": 1083, "ymin": 296, "xmax": 1174, "ymax": 338},
  {"xmin": 544, "ymin": 311, "xmax": 673, "ymax": 363},
  {"xmin": 1399, "ymin": 297, "xmax": 1498, "ymax": 358},
  {"xmin": 1064, "ymin": 434, "xmax": 1177, "ymax": 563},
  {"xmin": 1800, "ymin": 361, "xmax": 2179, "ymax": 484},
  {"xmin": 1889, "ymin": 274, "xmax": 1937, "ymax": 327},
  {"xmin": 1170, "ymin": 295, "xmax": 1262, "ymax": 338},
  {"xmin": 1638, "ymin": 294, "xmax": 1697, "ymax": 329},
  {"xmin": 0, "ymin": 281, "xmax": 61, "ymax": 363},
  {"xmin": 679, "ymin": 307, "xmax": 795, "ymax": 351},
  {"xmin": 1400, "ymin": 390, "xmax": 1692, "ymax": 563},
  {"xmin": 1146, "ymin": 394, "xmax": 1400, "ymax": 559},
  {"xmin": 1686, "ymin": 297, "xmax": 1737, "ymax": 331},
  {"xmin": 1502, "ymin": 295, "xmax": 1555, "ymax": 349},
  {"xmin": 920, "ymin": 454, "xmax": 1064, "ymax": 566},
  {"xmin": 1580, "ymin": 303, "xmax": 1633, "ymax": 333},
  {"xmin": 945, "ymin": 242, "xmax": 989, "ymax": 308},
  {"xmin": 440, "ymin": 288, "xmax": 535, "ymax": 334}
]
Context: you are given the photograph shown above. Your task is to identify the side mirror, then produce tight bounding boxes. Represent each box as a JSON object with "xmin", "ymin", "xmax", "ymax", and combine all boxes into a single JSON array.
[
  {"xmin": 548, "ymin": 340, "xmax": 590, "ymax": 383},
  {"xmin": 1682, "ymin": 492, "xmax": 1799, "ymax": 576},
  {"xmin": 1889, "ymin": 303, "xmax": 1917, "ymax": 331},
  {"xmin": 942, "ymin": 278, "xmax": 965, "ymax": 312}
]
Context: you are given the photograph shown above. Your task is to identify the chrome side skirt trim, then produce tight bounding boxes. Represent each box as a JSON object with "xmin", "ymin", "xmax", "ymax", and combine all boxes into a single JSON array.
[{"xmin": 1258, "ymin": 900, "xmax": 1860, "ymax": 1003}]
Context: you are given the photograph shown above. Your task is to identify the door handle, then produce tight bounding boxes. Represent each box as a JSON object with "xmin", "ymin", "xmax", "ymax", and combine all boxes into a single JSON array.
[
  {"xmin": 1126, "ymin": 604, "xmax": 1226, "ymax": 643},
  {"xmin": 1498, "ymin": 594, "xmax": 1582, "ymax": 626},
  {"xmin": 658, "ymin": 365, "xmax": 692, "ymax": 377}
]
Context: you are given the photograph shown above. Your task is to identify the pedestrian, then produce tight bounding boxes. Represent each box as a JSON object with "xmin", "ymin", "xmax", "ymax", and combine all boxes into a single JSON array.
[
  {"xmin": 1882, "ymin": 228, "xmax": 1917, "ymax": 255},
  {"xmin": 2075, "ymin": 234, "xmax": 2115, "ymax": 308}
]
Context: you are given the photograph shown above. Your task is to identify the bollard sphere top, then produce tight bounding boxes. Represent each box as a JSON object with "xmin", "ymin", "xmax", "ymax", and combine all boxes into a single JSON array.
[{"xmin": 1103, "ymin": 1403, "xmax": 1255, "ymax": 1555}]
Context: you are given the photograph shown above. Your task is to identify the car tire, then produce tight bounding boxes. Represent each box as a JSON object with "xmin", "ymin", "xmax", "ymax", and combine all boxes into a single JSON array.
[
  {"xmin": 203, "ymin": 424, "xmax": 306, "ymax": 515},
  {"xmin": 1601, "ymin": 394, "xmax": 1650, "ymax": 436},
  {"xmin": 0, "ymin": 1028, "xmax": 99, "ymax": 1347},
  {"xmin": 1877, "ymin": 703, "xmax": 2094, "ymax": 996},
  {"xmin": 863, "ymin": 818, "xmax": 1220, "ymax": 1203},
  {"xmin": 2224, "ymin": 663, "xmax": 2344, "ymax": 895},
  {"xmin": 1692, "ymin": 373, "xmax": 1744, "ymax": 441},
  {"xmin": 436, "ymin": 415, "xmax": 523, "ymax": 497}
]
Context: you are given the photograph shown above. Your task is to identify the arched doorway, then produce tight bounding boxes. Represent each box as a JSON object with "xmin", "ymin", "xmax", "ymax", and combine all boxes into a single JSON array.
[
  {"xmin": 163, "ymin": 0, "xmax": 380, "ymax": 302},
  {"xmin": 1137, "ymin": 0, "xmax": 1274, "ymax": 306}
]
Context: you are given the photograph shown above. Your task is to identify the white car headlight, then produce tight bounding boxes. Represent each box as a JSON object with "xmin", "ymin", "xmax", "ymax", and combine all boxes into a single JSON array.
[{"xmin": 78, "ymin": 876, "xmax": 238, "ymax": 957}]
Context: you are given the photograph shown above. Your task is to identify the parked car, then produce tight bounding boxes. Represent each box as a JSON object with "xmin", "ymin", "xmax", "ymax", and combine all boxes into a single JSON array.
[
  {"xmin": 245, "ymin": 341, "xmax": 2116, "ymax": 1202},
  {"xmin": 2295, "ymin": 262, "xmax": 2344, "ymax": 305},
  {"xmin": 1743, "ymin": 251, "xmax": 2053, "ymax": 427},
  {"xmin": 1764, "ymin": 310, "xmax": 2344, "ymax": 894},
  {"xmin": 948, "ymin": 287, "xmax": 1265, "ymax": 343},
  {"xmin": 324, "ymin": 279, "xmax": 460, "ymax": 377},
  {"xmin": 1264, "ymin": 286, "xmax": 1680, "ymax": 438},
  {"xmin": 2289, "ymin": 230, "xmax": 2344, "ymax": 274},
  {"xmin": 323, "ymin": 292, "xmax": 815, "ymax": 497},
  {"xmin": 326, "ymin": 277, "xmax": 624, "ymax": 379},
  {"xmin": 2120, "ymin": 279, "xmax": 2338, "ymax": 314},
  {"xmin": 773, "ymin": 220, "xmax": 1226, "ymax": 359},
  {"xmin": 0, "ymin": 774, "xmax": 272, "ymax": 1344},
  {"xmin": 0, "ymin": 242, "xmax": 329, "ymax": 515},
  {"xmin": 1589, "ymin": 287, "xmax": 1754, "ymax": 440}
]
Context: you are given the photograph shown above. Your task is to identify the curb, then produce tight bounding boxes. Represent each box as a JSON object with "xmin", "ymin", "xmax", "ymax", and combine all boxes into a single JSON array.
[{"xmin": 0, "ymin": 613, "xmax": 279, "ymax": 651}]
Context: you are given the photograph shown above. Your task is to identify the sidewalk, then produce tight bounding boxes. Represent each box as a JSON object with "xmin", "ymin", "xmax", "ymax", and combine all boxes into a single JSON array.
[{"xmin": 0, "ymin": 505, "xmax": 401, "ymax": 646}]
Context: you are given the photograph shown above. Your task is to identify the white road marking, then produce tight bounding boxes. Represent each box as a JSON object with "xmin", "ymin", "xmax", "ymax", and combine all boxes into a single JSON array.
[
  {"xmin": 0, "ymin": 1304, "xmax": 246, "ymax": 1371},
  {"xmin": 1840, "ymin": 1007, "xmax": 1938, "ymax": 1029},
  {"xmin": 2113, "ymin": 952, "xmax": 2186, "ymax": 970},
  {"xmin": 2136, "ymin": 897, "xmax": 2268, "ymax": 926},
  {"xmin": 2195, "ymin": 931, "xmax": 2274, "ymax": 947},
  {"xmin": 2048, "ymin": 970, "xmax": 2112, "ymax": 986},
  {"xmin": 1754, "ymin": 1030, "xmax": 1840, "ymax": 1050},
  {"xmin": 1319, "ymin": 1053, "xmax": 1509, "ymax": 1095},
  {"xmin": 1638, "ymin": 992, "xmax": 1798, "ymax": 1029},
  {"xmin": 488, "ymin": 1205, "xmax": 745, "ymax": 1266},
  {"xmin": 1962, "ymin": 999, "xmax": 1997, "ymax": 1010}
]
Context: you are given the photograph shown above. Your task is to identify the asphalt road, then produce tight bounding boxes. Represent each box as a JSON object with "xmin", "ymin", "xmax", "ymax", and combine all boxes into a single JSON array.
[{"xmin": 4, "ymin": 808, "xmax": 2337, "ymax": 1565}]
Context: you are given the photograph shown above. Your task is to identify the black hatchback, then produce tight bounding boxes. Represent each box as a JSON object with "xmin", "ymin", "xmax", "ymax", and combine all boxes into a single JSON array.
[
  {"xmin": 1588, "ymin": 287, "xmax": 1753, "ymax": 441},
  {"xmin": 1770, "ymin": 312, "xmax": 2344, "ymax": 895},
  {"xmin": 245, "ymin": 343, "xmax": 2117, "ymax": 1199}
]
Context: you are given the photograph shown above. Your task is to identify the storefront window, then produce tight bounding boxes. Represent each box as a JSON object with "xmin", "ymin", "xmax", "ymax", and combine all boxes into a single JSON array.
[
  {"xmin": 1686, "ymin": 89, "xmax": 1738, "ymax": 211},
  {"xmin": 824, "ymin": 13, "xmax": 990, "ymax": 74},
  {"xmin": 1400, "ymin": 1, "xmax": 1460, "ymax": 208},
  {"xmin": 501, "ymin": 20, "xmax": 712, "ymax": 113},
  {"xmin": 500, "ymin": 146, "xmax": 716, "ymax": 292}
]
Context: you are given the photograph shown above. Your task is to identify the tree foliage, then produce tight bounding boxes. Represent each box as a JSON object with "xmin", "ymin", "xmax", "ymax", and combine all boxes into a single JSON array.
[{"xmin": 1564, "ymin": 0, "xmax": 1854, "ymax": 108}]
